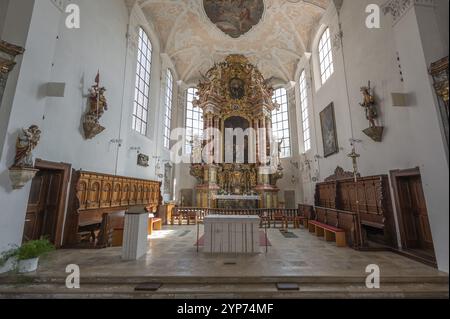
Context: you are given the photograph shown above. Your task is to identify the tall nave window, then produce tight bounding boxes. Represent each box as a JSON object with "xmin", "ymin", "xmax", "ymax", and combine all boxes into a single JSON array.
[
  {"xmin": 318, "ymin": 27, "xmax": 334, "ymax": 84},
  {"xmin": 132, "ymin": 27, "xmax": 153, "ymax": 135},
  {"xmin": 272, "ymin": 88, "xmax": 291, "ymax": 158},
  {"xmin": 163, "ymin": 69, "xmax": 174, "ymax": 149},
  {"xmin": 185, "ymin": 88, "xmax": 203, "ymax": 154},
  {"xmin": 299, "ymin": 70, "xmax": 311, "ymax": 152}
]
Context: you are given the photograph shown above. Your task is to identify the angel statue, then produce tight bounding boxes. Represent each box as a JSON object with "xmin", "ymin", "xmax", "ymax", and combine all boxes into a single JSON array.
[
  {"xmin": 13, "ymin": 125, "xmax": 41, "ymax": 168},
  {"xmin": 360, "ymin": 81, "xmax": 377, "ymax": 128}
]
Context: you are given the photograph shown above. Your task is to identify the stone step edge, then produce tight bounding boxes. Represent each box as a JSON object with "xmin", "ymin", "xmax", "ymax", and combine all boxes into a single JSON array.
[{"xmin": 0, "ymin": 275, "xmax": 447, "ymax": 285}]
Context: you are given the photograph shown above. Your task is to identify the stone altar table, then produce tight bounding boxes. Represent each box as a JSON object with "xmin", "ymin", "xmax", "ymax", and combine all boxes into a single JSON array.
[{"xmin": 203, "ymin": 215, "xmax": 261, "ymax": 254}]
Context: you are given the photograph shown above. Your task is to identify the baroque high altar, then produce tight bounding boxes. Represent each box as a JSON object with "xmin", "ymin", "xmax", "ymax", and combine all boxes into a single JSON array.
[{"xmin": 190, "ymin": 55, "xmax": 283, "ymax": 209}]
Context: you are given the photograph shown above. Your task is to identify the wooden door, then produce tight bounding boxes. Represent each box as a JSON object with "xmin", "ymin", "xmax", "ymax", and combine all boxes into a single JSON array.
[
  {"xmin": 397, "ymin": 175, "xmax": 435, "ymax": 253},
  {"xmin": 23, "ymin": 170, "xmax": 62, "ymax": 243}
]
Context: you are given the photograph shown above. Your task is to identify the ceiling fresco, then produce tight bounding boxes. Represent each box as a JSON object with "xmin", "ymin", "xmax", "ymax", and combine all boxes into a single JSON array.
[
  {"xmin": 203, "ymin": 0, "xmax": 265, "ymax": 38},
  {"xmin": 126, "ymin": 0, "xmax": 331, "ymax": 83}
]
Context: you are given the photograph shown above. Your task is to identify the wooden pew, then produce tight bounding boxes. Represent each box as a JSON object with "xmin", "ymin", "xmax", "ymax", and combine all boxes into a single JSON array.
[
  {"xmin": 63, "ymin": 170, "xmax": 162, "ymax": 248},
  {"xmin": 308, "ymin": 220, "xmax": 346, "ymax": 247},
  {"xmin": 309, "ymin": 206, "xmax": 359, "ymax": 248},
  {"xmin": 298, "ymin": 204, "xmax": 314, "ymax": 229},
  {"xmin": 97, "ymin": 210, "xmax": 126, "ymax": 248},
  {"xmin": 148, "ymin": 217, "xmax": 162, "ymax": 235}
]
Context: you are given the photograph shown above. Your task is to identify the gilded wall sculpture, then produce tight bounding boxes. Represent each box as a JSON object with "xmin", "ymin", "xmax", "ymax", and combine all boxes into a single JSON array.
[
  {"xmin": 360, "ymin": 81, "xmax": 384, "ymax": 142},
  {"xmin": 0, "ymin": 40, "xmax": 25, "ymax": 109},
  {"xmin": 83, "ymin": 72, "xmax": 108, "ymax": 139},
  {"xmin": 430, "ymin": 56, "xmax": 449, "ymax": 146},
  {"xmin": 9, "ymin": 125, "xmax": 41, "ymax": 189}
]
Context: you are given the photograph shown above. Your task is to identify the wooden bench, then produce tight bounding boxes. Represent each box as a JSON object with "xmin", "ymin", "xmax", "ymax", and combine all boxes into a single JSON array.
[
  {"xmin": 148, "ymin": 217, "xmax": 162, "ymax": 235},
  {"xmin": 308, "ymin": 220, "xmax": 346, "ymax": 247},
  {"xmin": 271, "ymin": 211, "xmax": 286, "ymax": 228},
  {"xmin": 298, "ymin": 204, "xmax": 314, "ymax": 229}
]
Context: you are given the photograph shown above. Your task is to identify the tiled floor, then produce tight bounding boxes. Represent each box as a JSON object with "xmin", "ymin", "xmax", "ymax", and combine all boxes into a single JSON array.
[{"xmin": 19, "ymin": 225, "xmax": 445, "ymax": 279}]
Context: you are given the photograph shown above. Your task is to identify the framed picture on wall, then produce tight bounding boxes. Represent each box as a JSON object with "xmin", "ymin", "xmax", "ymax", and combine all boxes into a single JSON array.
[{"xmin": 320, "ymin": 102, "xmax": 339, "ymax": 158}]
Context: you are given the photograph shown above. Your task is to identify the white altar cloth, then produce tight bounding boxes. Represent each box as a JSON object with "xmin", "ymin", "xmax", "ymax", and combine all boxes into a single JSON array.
[{"xmin": 203, "ymin": 215, "xmax": 260, "ymax": 254}]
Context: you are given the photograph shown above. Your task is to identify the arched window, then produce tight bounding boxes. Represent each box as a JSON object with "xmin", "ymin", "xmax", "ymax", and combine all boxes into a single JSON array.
[
  {"xmin": 185, "ymin": 88, "xmax": 203, "ymax": 154},
  {"xmin": 299, "ymin": 70, "xmax": 311, "ymax": 152},
  {"xmin": 132, "ymin": 27, "xmax": 153, "ymax": 135},
  {"xmin": 163, "ymin": 69, "xmax": 174, "ymax": 149},
  {"xmin": 318, "ymin": 27, "xmax": 334, "ymax": 84},
  {"xmin": 272, "ymin": 88, "xmax": 291, "ymax": 158}
]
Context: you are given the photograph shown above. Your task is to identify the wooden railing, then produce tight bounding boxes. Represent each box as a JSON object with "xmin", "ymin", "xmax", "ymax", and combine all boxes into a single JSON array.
[
  {"xmin": 172, "ymin": 206, "xmax": 365, "ymax": 250},
  {"xmin": 172, "ymin": 207, "xmax": 300, "ymax": 220}
]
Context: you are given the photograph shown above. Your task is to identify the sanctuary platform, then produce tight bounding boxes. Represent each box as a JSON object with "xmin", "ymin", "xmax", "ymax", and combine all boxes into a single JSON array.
[{"xmin": 0, "ymin": 226, "xmax": 447, "ymax": 299}]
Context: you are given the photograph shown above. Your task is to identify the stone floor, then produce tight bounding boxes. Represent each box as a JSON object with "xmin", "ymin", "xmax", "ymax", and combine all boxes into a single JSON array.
[{"xmin": 16, "ymin": 225, "xmax": 446, "ymax": 279}]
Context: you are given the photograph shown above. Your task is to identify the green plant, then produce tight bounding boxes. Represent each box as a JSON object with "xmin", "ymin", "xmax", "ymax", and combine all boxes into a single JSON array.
[{"xmin": 16, "ymin": 239, "xmax": 55, "ymax": 260}]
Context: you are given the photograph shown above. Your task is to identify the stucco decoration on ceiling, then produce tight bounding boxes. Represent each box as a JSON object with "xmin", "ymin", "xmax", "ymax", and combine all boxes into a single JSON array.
[
  {"xmin": 203, "ymin": 0, "xmax": 265, "ymax": 38},
  {"xmin": 128, "ymin": 0, "xmax": 331, "ymax": 83}
]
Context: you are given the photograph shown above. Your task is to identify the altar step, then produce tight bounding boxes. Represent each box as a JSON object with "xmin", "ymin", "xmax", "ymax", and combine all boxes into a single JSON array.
[{"xmin": 0, "ymin": 275, "xmax": 447, "ymax": 299}]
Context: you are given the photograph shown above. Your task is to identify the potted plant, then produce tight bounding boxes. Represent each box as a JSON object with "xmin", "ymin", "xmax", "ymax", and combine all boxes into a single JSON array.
[
  {"xmin": 0, "ymin": 248, "xmax": 18, "ymax": 274},
  {"xmin": 0, "ymin": 239, "xmax": 54, "ymax": 274}
]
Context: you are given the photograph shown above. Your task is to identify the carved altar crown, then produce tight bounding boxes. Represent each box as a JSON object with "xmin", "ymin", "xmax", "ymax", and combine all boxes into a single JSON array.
[{"xmin": 194, "ymin": 54, "xmax": 278, "ymax": 118}]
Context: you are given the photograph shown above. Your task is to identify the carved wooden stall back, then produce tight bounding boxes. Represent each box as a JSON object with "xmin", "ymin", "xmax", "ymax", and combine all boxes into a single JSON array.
[
  {"xmin": 63, "ymin": 170, "xmax": 161, "ymax": 248},
  {"xmin": 314, "ymin": 167, "xmax": 397, "ymax": 248}
]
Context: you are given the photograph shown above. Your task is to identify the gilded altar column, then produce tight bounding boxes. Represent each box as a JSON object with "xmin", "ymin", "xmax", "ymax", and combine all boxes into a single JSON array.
[
  {"xmin": 260, "ymin": 116, "xmax": 266, "ymax": 165},
  {"xmin": 253, "ymin": 118, "xmax": 259, "ymax": 164},
  {"xmin": 205, "ymin": 113, "xmax": 213, "ymax": 163},
  {"xmin": 214, "ymin": 115, "xmax": 220, "ymax": 163},
  {"xmin": 266, "ymin": 116, "xmax": 272, "ymax": 159}
]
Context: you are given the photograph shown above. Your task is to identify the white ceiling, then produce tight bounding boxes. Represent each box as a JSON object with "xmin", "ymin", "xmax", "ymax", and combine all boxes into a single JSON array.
[{"xmin": 127, "ymin": 0, "xmax": 331, "ymax": 83}]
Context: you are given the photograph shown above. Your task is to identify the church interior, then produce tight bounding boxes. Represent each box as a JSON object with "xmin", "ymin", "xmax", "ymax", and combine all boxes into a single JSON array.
[{"xmin": 0, "ymin": 0, "xmax": 449, "ymax": 299}]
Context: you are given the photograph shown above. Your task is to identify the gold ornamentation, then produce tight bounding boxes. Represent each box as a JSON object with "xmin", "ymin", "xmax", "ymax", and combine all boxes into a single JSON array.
[
  {"xmin": 9, "ymin": 124, "xmax": 41, "ymax": 190},
  {"xmin": 190, "ymin": 55, "xmax": 282, "ymax": 207},
  {"xmin": 194, "ymin": 54, "xmax": 277, "ymax": 118},
  {"xmin": 13, "ymin": 125, "xmax": 41, "ymax": 168},
  {"xmin": 83, "ymin": 72, "xmax": 108, "ymax": 139},
  {"xmin": 360, "ymin": 81, "xmax": 384, "ymax": 142}
]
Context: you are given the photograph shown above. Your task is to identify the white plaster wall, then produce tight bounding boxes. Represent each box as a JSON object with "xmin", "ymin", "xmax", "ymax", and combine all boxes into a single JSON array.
[
  {"xmin": 297, "ymin": 0, "xmax": 449, "ymax": 272},
  {"xmin": 0, "ymin": 0, "xmax": 60, "ymax": 252},
  {"xmin": 0, "ymin": 0, "xmax": 9, "ymax": 36},
  {"xmin": 0, "ymin": 0, "xmax": 169, "ymax": 250}
]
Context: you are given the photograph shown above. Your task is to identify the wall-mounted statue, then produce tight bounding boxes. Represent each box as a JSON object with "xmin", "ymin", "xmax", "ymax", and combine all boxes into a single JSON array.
[
  {"xmin": 360, "ymin": 81, "xmax": 384, "ymax": 142},
  {"xmin": 13, "ymin": 125, "xmax": 41, "ymax": 168},
  {"xmin": 83, "ymin": 72, "xmax": 108, "ymax": 139},
  {"xmin": 9, "ymin": 125, "xmax": 41, "ymax": 189}
]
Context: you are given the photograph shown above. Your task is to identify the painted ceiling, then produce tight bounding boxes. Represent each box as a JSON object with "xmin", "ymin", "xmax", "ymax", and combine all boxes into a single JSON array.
[{"xmin": 126, "ymin": 0, "xmax": 331, "ymax": 83}]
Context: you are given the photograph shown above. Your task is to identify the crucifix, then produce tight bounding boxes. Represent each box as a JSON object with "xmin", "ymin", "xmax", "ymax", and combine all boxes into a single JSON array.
[
  {"xmin": 347, "ymin": 145, "xmax": 360, "ymax": 182},
  {"xmin": 347, "ymin": 140, "xmax": 364, "ymax": 248}
]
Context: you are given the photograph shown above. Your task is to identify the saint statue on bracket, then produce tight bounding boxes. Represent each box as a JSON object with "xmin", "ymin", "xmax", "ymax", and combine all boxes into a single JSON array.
[
  {"xmin": 82, "ymin": 72, "xmax": 108, "ymax": 139},
  {"xmin": 360, "ymin": 81, "xmax": 384, "ymax": 142}
]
